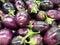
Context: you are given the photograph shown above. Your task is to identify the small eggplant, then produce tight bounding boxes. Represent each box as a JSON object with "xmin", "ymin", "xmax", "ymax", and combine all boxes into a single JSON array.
[
  {"xmin": 16, "ymin": 10, "xmax": 29, "ymax": 26},
  {"xmin": 0, "ymin": 28, "xmax": 13, "ymax": 45},
  {"xmin": 40, "ymin": 0, "xmax": 53, "ymax": 10},
  {"xmin": 17, "ymin": 28, "xmax": 29, "ymax": 36},
  {"xmin": 36, "ymin": 11, "xmax": 46, "ymax": 21},
  {"xmin": 2, "ymin": 14, "xmax": 17, "ymax": 29},
  {"xmin": 44, "ymin": 27, "xmax": 60, "ymax": 45},
  {"xmin": 11, "ymin": 36, "xmax": 23, "ymax": 45},
  {"xmin": 3, "ymin": 2, "xmax": 15, "ymax": 14},
  {"xmin": 47, "ymin": 10, "xmax": 60, "ymax": 20},
  {"xmin": 27, "ymin": 21, "xmax": 49, "ymax": 32},
  {"xmin": 15, "ymin": 0, "xmax": 25, "ymax": 11},
  {"xmin": 50, "ymin": 0, "xmax": 60, "ymax": 4}
]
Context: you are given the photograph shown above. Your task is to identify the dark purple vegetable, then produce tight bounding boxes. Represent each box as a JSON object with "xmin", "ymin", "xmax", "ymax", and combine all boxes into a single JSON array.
[
  {"xmin": 16, "ymin": 11, "xmax": 28, "ymax": 26},
  {"xmin": 40, "ymin": 0, "xmax": 53, "ymax": 10},
  {"xmin": 27, "ymin": 34, "xmax": 43, "ymax": 45},
  {"xmin": 2, "ymin": 14, "xmax": 17, "ymax": 29},
  {"xmin": 3, "ymin": 2, "xmax": 15, "ymax": 14},
  {"xmin": 44, "ymin": 27, "xmax": 60, "ymax": 45},
  {"xmin": 50, "ymin": 0, "xmax": 60, "ymax": 4},
  {"xmin": 0, "ymin": 23, "xmax": 2, "ymax": 29},
  {"xmin": 36, "ymin": 11, "xmax": 46, "ymax": 21},
  {"xmin": 58, "ymin": 8, "xmax": 60, "ymax": 11},
  {"xmin": 0, "ymin": 28, "xmax": 13, "ymax": 45},
  {"xmin": 26, "ymin": 0, "xmax": 39, "ymax": 13},
  {"xmin": 15, "ymin": 0, "xmax": 25, "ymax": 11},
  {"xmin": 27, "ymin": 3, "xmax": 38, "ymax": 13},
  {"xmin": 27, "ymin": 21, "xmax": 49, "ymax": 32},
  {"xmin": 11, "ymin": 36, "xmax": 23, "ymax": 45},
  {"xmin": 47, "ymin": 10, "xmax": 60, "ymax": 20},
  {"xmin": 17, "ymin": 28, "xmax": 29, "ymax": 36},
  {"xmin": 47, "ymin": 10, "xmax": 58, "ymax": 19}
]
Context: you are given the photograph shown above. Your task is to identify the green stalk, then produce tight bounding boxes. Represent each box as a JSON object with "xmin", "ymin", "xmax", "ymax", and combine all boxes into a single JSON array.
[
  {"xmin": 31, "ymin": 6, "xmax": 38, "ymax": 13},
  {"xmin": 8, "ymin": 10, "xmax": 15, "ymax": 16},
  {"xmin": 44, "ymin": 12, "xmax": 54, "ymax": 24},
  {"xmin": 21, "ymin": 30, "xmax": 40, "ymax": 44},
  {"xmin": 0, "ymin": 0, "xmax": 7, "ymax": 3}
]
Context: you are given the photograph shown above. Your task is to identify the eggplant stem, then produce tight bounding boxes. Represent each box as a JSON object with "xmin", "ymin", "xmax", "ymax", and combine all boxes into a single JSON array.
[{"xmin": 21, "ymin": 30, "xmax": 40, "ymax": 44}]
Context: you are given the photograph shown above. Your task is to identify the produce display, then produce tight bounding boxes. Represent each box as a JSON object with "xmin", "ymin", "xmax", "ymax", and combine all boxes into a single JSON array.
[{"xmin": 0, "ymin": 0, "xmax": 60, "ymax": 45}]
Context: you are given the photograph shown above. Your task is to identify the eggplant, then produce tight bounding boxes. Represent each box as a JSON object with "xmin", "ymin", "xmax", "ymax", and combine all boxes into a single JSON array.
[
  {"xmin": 17, "ymin": 28, "xmax": 29, "ymax": 36},
  {"xmin": 0, "ymin": 28, "xmax": 13, "ymax": 45},
  {"xmin": 3, "ymin": 2, "xmax": 15, "ymax": 14},
  {"xmin": 36, "ymin": 11, "xmax": 46, "ymax": 21},
  {"xmin": 2, "ymin": 14, "xmax": 17, "ymax": 29},
  {"xmin": 40, "ymin": 0, "xmax": 53, "ymax": 10},
  {"xmin": 50, "ymin": 0, "xmax": 60, "ymax": 4},
  {"xmin": 11, "ymin": 36, "xmax": 23, "ymax": 45},
  {"xmin": 16, "ymin": 10, "xmax": 29, "ymax": 26},
  {"xmin": 47, "ymin": 10, "xmax": 60, "ymax": 20},
  {"xmin": 27, "ymin": 21, "xmax": 49, "ymax": 32},
  {"xmin": 44, "ymin": 27, "xmax": 60, "ymax": 45},
  {"xmin": 15, "ymin": 0, "xmax": 25, "ymax": 11}
]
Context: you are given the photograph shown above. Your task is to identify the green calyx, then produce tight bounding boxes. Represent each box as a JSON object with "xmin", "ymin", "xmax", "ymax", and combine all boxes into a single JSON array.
[
  {"xmin": 8, "ymin": 10, "xmax": 15, "ymax": 16},
  {"xmin": 40, "ymin": 11, "xmax": 54, "ymax": 24},
  {"xmin": 26, "ymin": 38, "xmax": 37, "ymax": 45},
  {"xmin": 45, "ymin": 17, "xmax": 54, "ymax": 24},
  {"xmin": 0, "ymin": 0, "xmax": 7, "ymax": 3},
  {"xmin": 26, "ymin": 24, "xmax": 33, "ymax": 29},
  {"xmin": 35, "ymin": 1, "xmax": 41, "ymax": 7},
  {"xmin": 31, "ymin": 6, "xmax": 38, "ymax": 13},
  {"xmin": 18, "ymin": 8, "xmax": 25, "ymax": 12},
  {"xmin": 45, "ymin": 13, "xmax": 54, "ymax": 24},
  {"xmin": 21, "ymin": 30, "xmax": 40, "ymax": 44}
]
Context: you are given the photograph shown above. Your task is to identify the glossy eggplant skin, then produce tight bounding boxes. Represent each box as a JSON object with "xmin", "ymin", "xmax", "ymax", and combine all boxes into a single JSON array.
[
  {"xmin": 50, "ymin": 0, "xmax": 60, "ymax": 4},
  {"xmin": 3, "ymin": 2, "xmax": 14, "ymax": 13},
  {"xmin": 47, "ymin": 10, "xmax": 60, "ymax": 20},
  {"xmin": 11, "ymin": 36, "xmax": 23, "ymax": 45},
  {"xmin": 16, "ymin": 11, "xmax": 28, "ymax": 26},
  {"xmin": 0, "ymin": 23, "xmax": 2, "ymax": 29},
  {"xmin": 36, "ymin": 11, "xmax": 46, "ymax": 21},
  {"xmin": 33, "ymin": 21, "xmax": 49, "ymax": 32},
  {"xmin": 15, "ymin": 0, "xmax": 25, "ymax": 11},
  {"xmin": 2, "ymin": 14, "xmax": 17, "ymax": 29},
  {"xmin": 40, "ymin": 0, "xmax": 53, "ymax": 10},
  {"xmin": 17, "ymin": 28, "xmax": 29, "ymax": 36},
  {"xmin": 47, "ymin": 10, "xmax": 58, "ymax": 19},
  {"xmin": 44, "ymin": 27, "xmax": 60, "ymax": 45},
  {"xmin": 0, "ymin": 28, "xmax": 13, "ymax": 45},
  {"xmin": 29, "ymin": 34, "xmax": 43, "ymax": 45}
]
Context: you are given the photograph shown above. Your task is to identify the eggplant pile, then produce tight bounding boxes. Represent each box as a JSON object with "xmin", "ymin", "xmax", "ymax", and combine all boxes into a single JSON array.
[{"xmin": 0, "ymin": 0, "xmax": 60, "ymax": 45}]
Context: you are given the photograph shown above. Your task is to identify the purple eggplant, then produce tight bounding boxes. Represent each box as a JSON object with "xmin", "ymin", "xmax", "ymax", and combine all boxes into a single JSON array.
[
  {"xmin": 47, "ymin": 10, "xmax": 58, "ymax": 19},
  {"xmin": 3, "ymin": 2, "xmax": 15, "ymax": 14},
  {"xmin": 40, "ymin": 0, "xmax": 53, "ymax": 10},
  {"xmin": 0, "ymin": 28, "xmax": 13, "ymax": 45},
  {"xmin": 36, "ymin": 11, "xmax": 46, "ymax": 21},
  {"xmin": 15, "ymin": 0, "xmax": 25, "ymax": 11},
  {"xmin": 47, "ymin": 10, "xmax": 60, "ymax": 20},
  {"xmin": 0, "ymin": 23, "xmax": 2, "ymax": 29},
  {"xmin": 17, "ymin": 28, "xmax": 29, "ymax": 36},
  {"xmin": 16, "ymin": 11, "xmax": 29, "ymax": 26},
  {"xmin": 26, "ymin": 0, "xmax": 40, "ymax": 13},
  {"xmin": 27, "ymin": 21, "xmax": 49, "ymax": 32},
  {"xmin": 27, "ymin": 34, "xmax": 43, "ymax": 45},
  {"xmin": 50, "ymin": 0, "xmax": 60, "ymax": 4},
  {"xmin": 11, "ymin": 36, "xmax": 23, "ymax": 45},
  {"xmin": 58, "ymin": 8, "xmax": 60, "ymax": 11},
  {"xmin": 44, "ymin": 27, "xmax": 60, "ymax": 45},
  {"xmin": 2, "ymin": 14, "xmax": 17, "ymax": 29}
]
